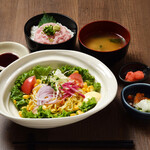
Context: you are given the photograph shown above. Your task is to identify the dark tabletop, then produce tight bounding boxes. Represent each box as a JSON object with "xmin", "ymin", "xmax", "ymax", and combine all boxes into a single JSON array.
[{"xmin": 0, "ymin": 0, "xmax": 150, "ymax": 150}]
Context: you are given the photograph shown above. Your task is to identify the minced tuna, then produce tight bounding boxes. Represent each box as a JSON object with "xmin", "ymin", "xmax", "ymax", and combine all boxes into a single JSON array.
[{"xmin": 30, "ymin": 23, "xmax": 73, "ymax": 44}]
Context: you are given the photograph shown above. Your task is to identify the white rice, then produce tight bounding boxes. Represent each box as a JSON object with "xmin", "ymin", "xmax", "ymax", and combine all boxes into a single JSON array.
[{"xmin": 30, "ymin": 25, "xmax": 39, "ymax": 40}]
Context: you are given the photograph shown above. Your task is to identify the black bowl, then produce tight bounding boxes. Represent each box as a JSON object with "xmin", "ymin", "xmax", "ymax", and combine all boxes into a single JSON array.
[
  {"xmin": 78, "ymin": 21, "xmax": 130, "ymax": 65},
  {"xmin": 119, "ymin": 62, "xmax": 150, "ymax": 84},
  {"xmin": 24, "ymin": 13, "xmax": 77, "ymax": 52},
  {"xmin": 121, "ymin": 83, "xmax": 150, "ymax": 119}
]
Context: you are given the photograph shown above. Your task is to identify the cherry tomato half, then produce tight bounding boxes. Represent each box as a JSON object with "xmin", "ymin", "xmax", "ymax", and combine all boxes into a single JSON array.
[
  {"xmin": 69, "ymin": 72, "xmax": 83, "ymax": 87},
  {"xmin": 21, "ymin": 76, "xmax": 36, "ymax": 94}
]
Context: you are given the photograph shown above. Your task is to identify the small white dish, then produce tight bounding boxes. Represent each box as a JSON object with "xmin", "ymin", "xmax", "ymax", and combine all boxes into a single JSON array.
[
  {"xmin": 0, "ymin": 50, "xmax": 118, "ymax": 129},
  {"xmin": 0, "ymin": 41, "xmax": 29, "ymax": 70}
]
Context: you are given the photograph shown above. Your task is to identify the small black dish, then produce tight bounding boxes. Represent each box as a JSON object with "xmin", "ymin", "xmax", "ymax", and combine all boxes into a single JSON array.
[
  {"xmin": 121, "ymin": 83, "xmax": 150, "ymax": 119},
  {"xmin": 119, "ymin": 62, "xmax": 150, "ymax": 84},
  {"xmin": 24, "ymin": 13, "xmax": 77, "ymax": 52}
]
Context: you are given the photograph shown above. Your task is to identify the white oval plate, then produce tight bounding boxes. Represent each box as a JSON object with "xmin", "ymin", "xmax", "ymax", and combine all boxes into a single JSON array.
[{"xmin": 0, "ymin": 50, "xmax": 118, "ymax": 128}]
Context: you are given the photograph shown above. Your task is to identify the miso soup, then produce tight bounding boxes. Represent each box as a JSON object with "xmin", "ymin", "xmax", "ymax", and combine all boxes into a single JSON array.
[{"xmin": 84, "ymin": 32, "xmax": 126, "ymax": 51}]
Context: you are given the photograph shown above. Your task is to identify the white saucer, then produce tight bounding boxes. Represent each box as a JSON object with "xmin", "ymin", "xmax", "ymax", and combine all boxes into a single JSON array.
[
  {"xmin": 0, "ymin": 41, "xmax": 30, "ymax": 71},
  {"xmin": 0, "ymin": 41, "xmax": 29, "ymax": 58}
]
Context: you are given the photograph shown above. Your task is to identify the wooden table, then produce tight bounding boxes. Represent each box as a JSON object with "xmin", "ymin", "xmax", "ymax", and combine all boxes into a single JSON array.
[{"xmin": 0, "ymin": 0, "xmax": 150, "ymax": 149}]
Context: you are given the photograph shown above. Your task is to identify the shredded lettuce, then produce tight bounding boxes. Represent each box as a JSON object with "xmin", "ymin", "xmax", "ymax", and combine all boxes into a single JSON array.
[
  {"xmin": 21, "ymin": 97, "xmax": 97, "ymax": 118},
  {"xmin": 93, "ymin": 82, "xmax": 101, "ymax": 92},
  {"xmin": 79, "ymin": 97, "xmax": 97, "ymax": 112},
  {"xmin": 16, "ymin": 99, "xmax": 29, "ymax": 110},
  {"xmin": 33, "ymin": 65, "xmax": 52, "ymax": 79},
  {"xmin": 21, "ymin": 106, "xmax": 75, "ymax": 118}
]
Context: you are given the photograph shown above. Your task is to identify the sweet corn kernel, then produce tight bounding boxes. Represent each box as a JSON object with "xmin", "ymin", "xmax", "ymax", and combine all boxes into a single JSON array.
[
  {"xmin": 13, "ymin": 100, "xmax": 16, "ymax": 104},
  {"xmin": 83, "ymin": 82, "xmax": 87, "ymax": 88},
  {"xmin": 21, "ymin": 106, "xmax": 27, "ymax": 109},
  {"xmin": 70, "ymin": 113, "xmax": 76, "ymax": 116},
  {"xmin": 73, "ymin": 105, "xmax": 79, "ymax": 111},
  {"xmin": 29, "ymin": 105, "xmax": 34, "ymax": 111},
  {"xmin": 77, "ymin": 110, "xmax": 83, "ymax": 115},
  {"xmin": 82, "ymin": 88, "xmax": 86, "ymax": 92},
  {"xmin": 34, "ymin": 83, "xmax": 38, "ymax": 87},
  {"xmin": 29, "ymin": 100, "xmax": 33, "ymax": 105},
  {"xmin": 86, "ymin": 88, "xmax": 90, "ymax": 92},
  {"xmin": 23, "ymin": 95, "xmax": 30, "ymax": 99},
  {"xmin": 27, "ymin": 105, "xmax": 30, "ymax": 111},
  {"xmin": 42, "ymin": 105, "xmax": 47, "ymax": 110},
  {"xmin": 74, "ymin": 70, "xmax": 79, "ymax": 73},
  {"xmin": 51, "ymin": 109, "xmax": 56, "ymax": 113},
  {"xmin": 88, "ymin": 85, "xmax": 94, "ymax": 91},
  {"xmin": 19, "ymin": 111, "xmax": 22, "ymax": 117},
  {"xmin": 36, "ymin": 79, "xmax": 41, "ymax": 84},
  {"xmin": 30, "ymin": 95, "xmax": 34, "ymax": 99}
]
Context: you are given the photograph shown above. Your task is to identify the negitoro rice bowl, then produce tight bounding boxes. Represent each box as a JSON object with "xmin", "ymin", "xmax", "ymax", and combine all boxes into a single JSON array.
[
  {"xmin": 29, "ymin": 13, "xmax": 74, "ymax": 45},
  {"xmin": 24, "ymin": 13, "xmax": 78, "ymax": 52}
]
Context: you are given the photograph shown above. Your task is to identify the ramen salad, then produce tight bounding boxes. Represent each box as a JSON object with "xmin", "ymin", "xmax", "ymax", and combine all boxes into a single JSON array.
[{"xmin": 10, "ymin": 65, "xmax": 101, "ymax": 118}]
